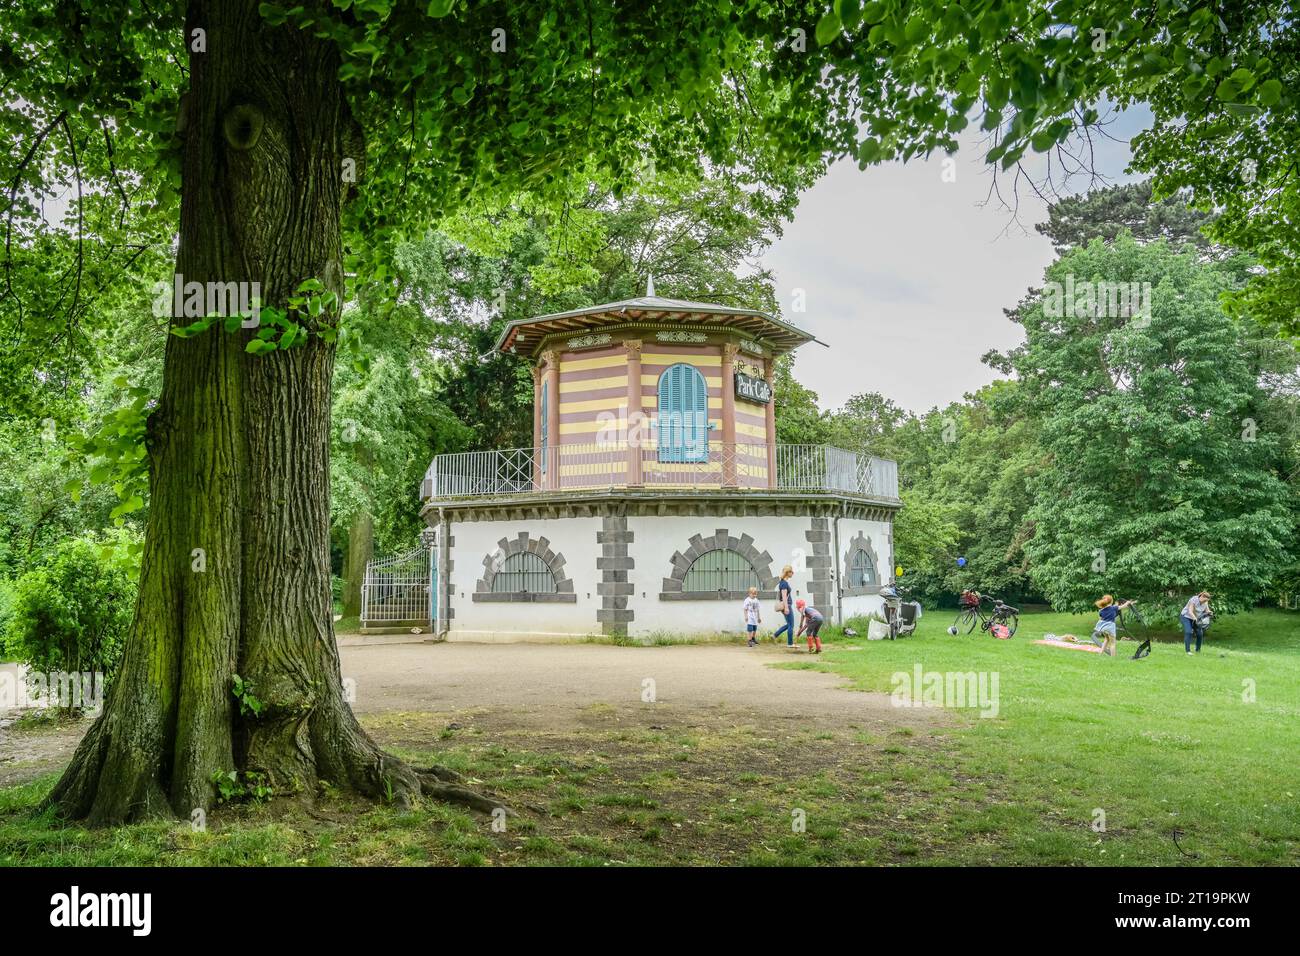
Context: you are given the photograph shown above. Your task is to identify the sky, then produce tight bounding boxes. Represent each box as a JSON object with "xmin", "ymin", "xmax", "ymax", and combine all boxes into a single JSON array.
[{"xmin": 762, "ymin": 110, "xmax": 1148, "ymax": 415}]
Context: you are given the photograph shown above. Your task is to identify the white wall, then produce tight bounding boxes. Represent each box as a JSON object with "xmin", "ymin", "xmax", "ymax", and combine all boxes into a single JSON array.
[
  {"xmin": 835, "ymin": 515, "xmax": 893, "ymax": 623},
  {"xmin": 446, "ymin": 516, "xmax": 603, "ymax": 640},
  {"xmin": 442, "ymin": 510, "xmax": 896, "ymax": 641},
  {"xmin": 625, "ymin": 514, "xmax": 813, "ymax": 637}
]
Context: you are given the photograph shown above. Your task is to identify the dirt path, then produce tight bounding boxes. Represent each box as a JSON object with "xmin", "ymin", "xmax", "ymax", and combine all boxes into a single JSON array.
[
  {"xmin": 341, "ymin": 641, "xmax": 936, "ymax": 729},
  {"xmin": 1, "ymin": 643, "xmax": 941, "ymax": 789}
]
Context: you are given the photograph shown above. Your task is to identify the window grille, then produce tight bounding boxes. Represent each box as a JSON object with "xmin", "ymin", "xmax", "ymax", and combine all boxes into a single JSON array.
[
  {"xmin": 492, "ymin": 551, "xmax": 557, "ymax": 593},
  {"xmin": 682, "ymin": 549, "xmax": 759, "ymax": 593},
  {"xmin": 848, "ymin": 548, "xmax": 877, "ymax": 588}
]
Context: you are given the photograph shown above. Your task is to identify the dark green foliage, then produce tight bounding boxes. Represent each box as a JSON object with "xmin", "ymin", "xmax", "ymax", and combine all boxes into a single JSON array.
[
  {"xmin": 1036, "ymin": 180, "xmax": 1217, "ymax": 255},
  {"xmin": 2, "ymin": 532, "xmax": 138, "ymax": 694}
]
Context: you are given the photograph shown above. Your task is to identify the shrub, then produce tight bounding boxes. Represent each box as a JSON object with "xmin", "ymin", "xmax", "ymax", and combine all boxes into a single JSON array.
[
  {"xmin": 0, "ymin": 578, "xmax": 15, "ymax": 660},
  {"xmin": 3, "ymin": 531, "xmax": 139, "ymax": 707}
]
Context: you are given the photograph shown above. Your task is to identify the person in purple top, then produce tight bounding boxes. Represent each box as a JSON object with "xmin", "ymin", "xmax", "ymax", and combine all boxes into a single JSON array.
[{"xmin": 1181, "ymin": 591, "xmax": 1212, "ymax": 654}]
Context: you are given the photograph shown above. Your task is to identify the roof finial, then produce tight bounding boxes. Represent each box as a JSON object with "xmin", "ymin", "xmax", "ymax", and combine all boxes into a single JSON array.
[{"xmin": 645, "ymin": 274, "xmax": 655, "ymax": 297}]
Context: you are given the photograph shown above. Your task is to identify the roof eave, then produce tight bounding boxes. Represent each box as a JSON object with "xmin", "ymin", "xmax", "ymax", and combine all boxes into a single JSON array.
[{"xmin": 494, "ymin": 306, "xmax": 818, "ymax": 357}]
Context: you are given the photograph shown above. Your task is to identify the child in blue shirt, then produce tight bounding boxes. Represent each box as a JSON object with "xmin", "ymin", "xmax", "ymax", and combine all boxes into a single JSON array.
[{"xmin": 1091, "ymin": 594, "xmax": 1133, "ymax": 655}]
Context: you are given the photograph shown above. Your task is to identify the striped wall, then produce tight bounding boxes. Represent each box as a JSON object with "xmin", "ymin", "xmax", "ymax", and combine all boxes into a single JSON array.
[{"xmin": 547, "ymin": 340, "xmax": 770, "ymax": 489}]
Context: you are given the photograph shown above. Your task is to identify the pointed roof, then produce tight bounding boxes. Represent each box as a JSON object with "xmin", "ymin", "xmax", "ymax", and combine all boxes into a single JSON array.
[{"xmin": 495, "ymin": 293, "xmax": 824, "ymax": 357}]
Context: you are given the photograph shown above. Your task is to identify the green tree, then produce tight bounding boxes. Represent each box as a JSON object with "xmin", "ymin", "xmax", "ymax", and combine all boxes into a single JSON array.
[
  {"xmin": 1036, "ymin": 180, "xmax": 1217, "ymax": 255},
  {"xmin": 773, "ymin": 358, "xmax": 832, "ymax": 446},
  {"xmin": 1006, "ymin": 237, "xmax": 1293, "ymax": 615},
  {"xmin": 5, "ymin": 0, "xmax": 1294, "ymax": 824}
]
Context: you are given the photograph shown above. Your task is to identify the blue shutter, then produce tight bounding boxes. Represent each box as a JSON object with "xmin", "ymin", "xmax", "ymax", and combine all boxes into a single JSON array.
[{"xmin": 658, "ymin": 364, "xmax": 708, "ymax": 463}]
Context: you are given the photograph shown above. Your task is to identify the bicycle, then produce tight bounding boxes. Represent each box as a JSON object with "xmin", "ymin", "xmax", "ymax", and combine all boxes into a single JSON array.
[
  {"xmin": 1115, "ymin": 600, "xmax": 1151, "ymax": 657},
  {"xmin": 950, "ymin": 592, "xmax": 1019, "ymax": 638},
  {"xmin": 984, "ymin": 598, "xmax": 1019, "ymax": 638},
  {"xmin": 950, "ymin": 590, "xmax": 988, "ymax": 634}
]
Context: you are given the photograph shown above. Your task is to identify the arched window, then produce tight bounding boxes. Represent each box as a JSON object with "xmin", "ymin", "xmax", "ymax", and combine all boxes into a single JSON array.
[
  {"xmin": 657, "ymin": 363, "xmax": 709, "ymax": 463},
  {"xmin": 848, "ymin": 548, "xmax": 877, "ymax": 588},
  {"xmin": 683, "ymin": 549, "xmax": 759, "ymax": 593},
  {"xmin": 492, "ymin": 552, "xmax": 557, "ymax": 593}
]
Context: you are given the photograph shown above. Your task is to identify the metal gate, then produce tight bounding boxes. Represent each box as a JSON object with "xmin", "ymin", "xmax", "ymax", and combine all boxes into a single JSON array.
[{"xmin": 360, "ymin": 541, "xmax": 435, "ymax": 629}]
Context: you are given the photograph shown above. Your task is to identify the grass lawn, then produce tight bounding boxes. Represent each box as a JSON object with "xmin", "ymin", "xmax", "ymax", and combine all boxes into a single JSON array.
[
  {"xmin": 794, "ymin": 606, "xmax": 1300, "ymax": 865},
  {"xmin": 0, "ymin": 609, "xmax": 1296, "ymax": 866}
]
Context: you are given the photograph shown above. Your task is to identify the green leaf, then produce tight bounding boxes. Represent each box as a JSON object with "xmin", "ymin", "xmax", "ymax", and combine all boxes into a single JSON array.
[
  {"xmin": 1256, "ymin": 78, "xmax": 1283, "ymax": 106},
  {"xmin": 426, "ymin": 0, "xmax": 454, "ymax": 17},
  {"xmin": 815, "ymin": 11, "xmax": 842, "ymax": 46},
  {"xmin": 835, "ymin": 0, "xmax": 862, "ymax": 30},
  {"xmin": 1228, "ymin": 68, "xmax": 1255, "ymax": 93}
]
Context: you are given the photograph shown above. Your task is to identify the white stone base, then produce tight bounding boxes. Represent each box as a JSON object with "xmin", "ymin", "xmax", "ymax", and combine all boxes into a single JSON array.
[{"xmin": 426, "ymin": 493, "xmax": 897, "ymax": 644}]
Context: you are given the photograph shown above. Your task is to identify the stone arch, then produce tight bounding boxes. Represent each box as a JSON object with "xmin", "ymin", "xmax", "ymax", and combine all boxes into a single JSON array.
[
  {"xmin": 473, "ymin": 531, "xmax": 576, "ymax": 603},
  {"xmin": 660, "ymin": 528, "xmax": 777, "ymax": 601},
  {"xmin": 842, "ymin": 531, "xmax": 883, "ymax": 597}
]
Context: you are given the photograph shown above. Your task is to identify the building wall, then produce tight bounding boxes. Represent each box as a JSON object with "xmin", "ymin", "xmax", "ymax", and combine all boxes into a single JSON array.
[
  {"xmin": 539, "ymin": 332, "xmax": 772, "ymax": 491},
  {"xmin": 446, "ymin": 516, "xmax": 603, "ymax": 640},
  {"xmin": 837, "ymin": 515, "xmax": 894, "ymax": 622},
  {"xmin": 441, "ymin": 509, "xmax": 893, "ymax": 642}
]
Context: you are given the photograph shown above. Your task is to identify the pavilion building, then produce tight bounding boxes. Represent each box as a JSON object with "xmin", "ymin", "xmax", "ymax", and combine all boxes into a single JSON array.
[{"xmin": 384, "ymin": 290, "xmax": 901, "ymax": 641}]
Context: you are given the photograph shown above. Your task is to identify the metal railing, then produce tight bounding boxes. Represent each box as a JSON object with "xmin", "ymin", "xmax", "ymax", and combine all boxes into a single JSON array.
[
  {"xmin": 421, "ymin": 442, "xmax": 898, "ymax": 501},
  {"xmin": 361, "ymin": 543, "xmax": 433, "ymax": 627}
]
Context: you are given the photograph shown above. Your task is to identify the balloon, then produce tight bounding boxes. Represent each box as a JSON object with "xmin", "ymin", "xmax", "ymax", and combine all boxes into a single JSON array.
[
  {"xmin": 956, "ymin": 556, "xmax": 967, "ymax": 567},
  {"xmin": 894, "ymin": 566, "xmax": 904, "ymax": 578}
]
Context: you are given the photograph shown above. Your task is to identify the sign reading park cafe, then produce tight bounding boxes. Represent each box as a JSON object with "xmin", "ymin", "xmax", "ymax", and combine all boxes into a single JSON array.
[{"xmin": 734, "ymin": 369, "xmax": 772, "ymax": 404}]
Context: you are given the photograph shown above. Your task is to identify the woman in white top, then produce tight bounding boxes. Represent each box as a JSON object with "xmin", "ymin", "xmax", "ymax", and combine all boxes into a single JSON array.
[{"xmin": 1181, "ymin": 591, "xmax": 1211, "ymax": 654}]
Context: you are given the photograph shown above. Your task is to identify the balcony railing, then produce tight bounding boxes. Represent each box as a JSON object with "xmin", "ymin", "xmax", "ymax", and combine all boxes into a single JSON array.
[{"xmin": 420, "ymin": 443, "xmax": 899, "ymax": 502}]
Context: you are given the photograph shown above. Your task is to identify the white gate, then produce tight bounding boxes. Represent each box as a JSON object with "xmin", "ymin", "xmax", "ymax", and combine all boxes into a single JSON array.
[{"xmin": 360, "ymin": 542, "xmax": 435, "ymax": 629}]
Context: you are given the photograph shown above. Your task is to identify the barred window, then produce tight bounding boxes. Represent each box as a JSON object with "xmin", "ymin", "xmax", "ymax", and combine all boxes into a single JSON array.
[
  {"xmin": 682, "ymin": 549, "xmax": 759, "ymax": 593},
  {"xmin": 848, "ymin": 548, "xmax": 877, "ymax": 588},
  {"xmin": 492, "ymin": 552, "xmax": 557, "ymax": 593}
]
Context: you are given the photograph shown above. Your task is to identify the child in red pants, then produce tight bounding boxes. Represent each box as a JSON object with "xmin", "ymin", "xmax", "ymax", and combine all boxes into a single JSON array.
[{"xmin": 795, "ymin": 599, "xmax": 824, "ymax": 654}]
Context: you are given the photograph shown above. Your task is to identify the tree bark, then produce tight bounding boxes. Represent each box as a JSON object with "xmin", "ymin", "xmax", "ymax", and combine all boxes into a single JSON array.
[
  {"xmin": 341, "ymin": 510, "xmax": 373, "ymax": 620},
  {"xmin": 47, "ymin": 0, "xmax": 489, "ymax": 824}
]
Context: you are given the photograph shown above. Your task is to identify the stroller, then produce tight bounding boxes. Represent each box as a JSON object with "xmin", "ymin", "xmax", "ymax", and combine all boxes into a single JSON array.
[
  {"xmin": 879, "ymin": 583, "xmax": 921, "ymax": 640},
  {"xmin": 1116, "ymin": 601, "xmax": 1152, "ymax": 659}
]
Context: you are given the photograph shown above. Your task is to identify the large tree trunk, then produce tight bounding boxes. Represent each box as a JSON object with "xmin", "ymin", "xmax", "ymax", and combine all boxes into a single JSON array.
[
  {"xmin": 47, "ymin": 0, "xmax": 490, "ymax": 825},
  {"xmin": 341, "ymin": 510, "xmax": 373, "ymax": 620}
]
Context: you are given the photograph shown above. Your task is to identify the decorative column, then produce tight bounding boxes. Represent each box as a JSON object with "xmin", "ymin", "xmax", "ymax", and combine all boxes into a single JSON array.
[
  {"xmin": 531, "ymin": 363, "xmax": 543, "ymax": 490},
  {"xmin": 541, "ymin": 349, "xmax": 561, "ymax": 491},
  {"xmin": 764, "ymin": 355, "xmax": 777, "ymax": 489},
  {"xmin": 624, "ymin": 339, "xmax": 643, "ymax": 486},
  {"xmin": 720, "ymin": 341, "xmax": 739, "ymax": 487}
]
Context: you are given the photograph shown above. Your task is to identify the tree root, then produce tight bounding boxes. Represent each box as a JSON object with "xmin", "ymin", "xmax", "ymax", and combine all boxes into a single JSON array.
[
  {"xmin": 413, "ymin": 764, "xmax": 465, "ymax": 783},
  {"xmin": 416, "ymin": 773, "xmax": 510, "ymax": 815}
]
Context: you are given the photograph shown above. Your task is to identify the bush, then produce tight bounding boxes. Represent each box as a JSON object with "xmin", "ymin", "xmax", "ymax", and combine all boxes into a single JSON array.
[
  {"xmin": 0, "ymin": 578, "xmax": 15, "ymax": 660},
  {"xmin": 3, "ymin": 531, "xmax": 138, "ymax": 703}
]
